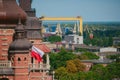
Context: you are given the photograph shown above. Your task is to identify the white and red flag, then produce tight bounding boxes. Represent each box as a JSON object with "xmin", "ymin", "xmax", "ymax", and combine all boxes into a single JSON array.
[{"xmin": 31, "ymin": 46, "xmax": 45, "ymax": 62}]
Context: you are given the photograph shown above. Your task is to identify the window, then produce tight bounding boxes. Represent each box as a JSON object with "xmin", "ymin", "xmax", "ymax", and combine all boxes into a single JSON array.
[
  {"xmin": 31, "ymin": 57, "xmax": 33, "ymax": 63},
  {"xmin": 24, "ymin": 57, "xmax": 26, "ymax": 61},
  {"xmin": 18, "ymin": 57, "xmax": 21, "ymax": 61}
]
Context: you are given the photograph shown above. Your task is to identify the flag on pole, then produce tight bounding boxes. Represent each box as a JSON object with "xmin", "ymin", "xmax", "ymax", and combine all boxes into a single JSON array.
[{"xmin": 31, "ymin": 46, "xmax": 45, "ymax": 62}]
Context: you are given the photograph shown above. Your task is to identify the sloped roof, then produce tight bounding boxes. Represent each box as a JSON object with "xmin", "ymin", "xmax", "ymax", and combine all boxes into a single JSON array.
[{"xmin": 34, "ymin": 44, "xmax": 51, "ymax": 53}]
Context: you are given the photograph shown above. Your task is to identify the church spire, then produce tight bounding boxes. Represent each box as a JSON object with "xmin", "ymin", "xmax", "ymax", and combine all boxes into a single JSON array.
[
  {"xmin": 56, "ymin": 23, "xmax": 62, "ymax": 38},
  {"xmin": 14, "ymin": 16, "xmax": 25, "ymax": 39}
]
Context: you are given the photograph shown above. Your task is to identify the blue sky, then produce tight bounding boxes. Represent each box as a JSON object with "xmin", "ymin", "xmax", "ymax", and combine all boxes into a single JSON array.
[{"xmin": 32, "ymin": 0, "xmax": 120, "ymax": 22}]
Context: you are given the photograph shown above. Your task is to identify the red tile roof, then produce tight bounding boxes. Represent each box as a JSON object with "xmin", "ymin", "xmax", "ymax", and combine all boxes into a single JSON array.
[{"xmin": 34, "ymin": 44, "xmax": 51, "ymax": 53}]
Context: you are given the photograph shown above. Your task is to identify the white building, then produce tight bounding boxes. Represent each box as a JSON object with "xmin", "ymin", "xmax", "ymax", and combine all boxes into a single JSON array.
[
  {"xmin": 100, "ymin": 47, "xmax": 117, "ymax": 52},
  {"xmin": 64, "ymin": 34, "xmax": 83, "ymax": 44}
]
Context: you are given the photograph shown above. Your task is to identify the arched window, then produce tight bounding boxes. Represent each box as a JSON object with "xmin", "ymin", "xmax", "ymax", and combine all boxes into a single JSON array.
[
  {"xmin": 24, "ymin": 57, "xmax": 26, "ymax": 61},
  {"xmin": 18, "ymin": 57, "xmax": 21, "ymax": 61},
  {"xmin": 31, "ymin": 57, "xmax": 33, "ymax": 63}
]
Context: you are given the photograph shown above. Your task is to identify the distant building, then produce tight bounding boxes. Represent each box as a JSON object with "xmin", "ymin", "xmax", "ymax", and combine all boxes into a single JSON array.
[
  {"xmin": 113, "ymin": 37, "xmax": 120, "ymax": 52},
  {"xmin": 74, "ymin": 44, "xmax": 100, "ymax": 52},
  {"xmin": 81, "ymin": 59, "xmax": 113, "ymax": 71},
  {"xmin": 64, "ymin": 34, "xmax": 83, "ymax": 44},
  {"xmin": 100, "ymin": 47, "xmax": 117, "ymax": 52},
  {"xmin": 99, "ymin": 47, "xmax": 119, "ymax": 59}
]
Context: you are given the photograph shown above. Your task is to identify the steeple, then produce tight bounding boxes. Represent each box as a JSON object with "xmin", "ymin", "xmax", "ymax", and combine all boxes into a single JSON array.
[
  {"xmin": 9, "ymin": 18, "xmax": 32, "ymax": 53},
  {"xmin": 56, "ymin": 23, "xmax": 62, "ymax": 37},
  {"xmin": 14, "ymin": 17, "xmax": 25, "ymax": 39}
]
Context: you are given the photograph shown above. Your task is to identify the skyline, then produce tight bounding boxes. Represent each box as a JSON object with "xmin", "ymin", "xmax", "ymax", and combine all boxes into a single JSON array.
[{"xmin": 32, "ymin": 0, "xmax": 120, "ymax": 22}]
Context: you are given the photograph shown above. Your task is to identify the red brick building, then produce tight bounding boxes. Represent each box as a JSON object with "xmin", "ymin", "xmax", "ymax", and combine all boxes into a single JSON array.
[{"xmin": 0, "ymin": 0, "xmax": 52, "ymax": 80}]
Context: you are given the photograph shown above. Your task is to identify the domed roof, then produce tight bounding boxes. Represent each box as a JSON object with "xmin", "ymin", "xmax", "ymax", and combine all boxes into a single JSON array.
[
  {"xmin": 9, "ymin": 19, "xmax": 32, "ymax": 53},
  {"xmin": 0, "ymin": 0, "xmax": 27, "ymax": 24},
  {"xmin": 9, "ymin": 39, "xmax": 32, "ymax": 53}
]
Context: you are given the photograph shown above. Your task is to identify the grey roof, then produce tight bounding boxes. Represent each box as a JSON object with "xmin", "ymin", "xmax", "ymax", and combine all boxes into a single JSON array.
[
  {"xmin": 98, "ymin": 52, "xmax": 120, "ymax": 56},
  {"xmin": 81, "ymin": 59, "xmax": 113, "ymax": 64},
  {"xmin": 74, "ymin": 44, "xmax": 100, "ymax": 50}
]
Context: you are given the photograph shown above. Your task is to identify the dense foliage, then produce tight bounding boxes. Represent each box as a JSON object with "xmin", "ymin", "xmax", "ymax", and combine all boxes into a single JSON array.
[
  {"xmin": 107, "ymin": 54, "xmax": 120, "ymax": 62},
  {"xmin": 83, "ymin": 23, "xmax": 120, "ymax": 47},
  {"xmin": 49, "ymin": 48, "xmax": 77, "ymax": 69},
  {"xmin": 81, "ymin": 51, "xmax": 99, "ymax": 59},
  {"xmin": 49, "ymin": 48, "xmax": 120, "ymax": 80},
  {"xmin": 44, "ymin": 35, "xmax": 62, "ymax": 43},
  {"xmin": 54, "ymin": 62, "xmax": 120, "ymax": 80}
]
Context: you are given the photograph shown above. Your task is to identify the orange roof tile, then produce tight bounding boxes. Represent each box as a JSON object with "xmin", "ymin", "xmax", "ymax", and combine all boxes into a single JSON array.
[{"xmin": 34, "ymin": 44, "xmax": 51, "ymax": 53}]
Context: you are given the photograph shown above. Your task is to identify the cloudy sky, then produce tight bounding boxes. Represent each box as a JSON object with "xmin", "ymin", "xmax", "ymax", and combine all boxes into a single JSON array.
[{"xmin": 32, "ymin": 0, "xmax": 120, "ymax": 22}]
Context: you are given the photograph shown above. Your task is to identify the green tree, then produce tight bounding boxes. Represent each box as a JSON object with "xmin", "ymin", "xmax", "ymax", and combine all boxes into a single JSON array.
[
  {"xmin": 91, "ymin": 64, "xmax": 109, "ymax": 80},
  {"xmin": 73, "ymin": 59, "xmax": 86, "ymax": 72},
  {"xmin": 55, "ymin": 67, "xmax": 79, "ymax": 80},
  {"xmin": 66, "ymin": 60, "xmax": 77, "ymax": 73},
  {"xmin": 55, "ymin": 67, "xmax": 67, "ymax": 80},
  {"xmin": 77, "ymin": 54, "xmax": 88, "ymax": 60},
  {"xmin": 47, "ymin": 35, "xmax": 62, "ymax": 43},
  {"xmin": 49, "ymin": 48, "xmax": 76, "ymax": 69},
  {"xmin": 66, "ymin": 59, "xmax": 86, "ymax": 73},
  {"xmin": 107, "ymin": 54, "xmax": 120, "ymax": 62},
  {"xmin": 85, "ymin": 71, "xmax": 96, "ymax": 80},
  {"xmin": 106, "ymin": 62, "xmax": 120, "ymax": 79},
  {"xmin": 76, "ymin": 72, "xmax": 86, "ymax": 80},
  {"xmin": 81, "ymin": 51, "xmax": 99, "ymax": 60}
]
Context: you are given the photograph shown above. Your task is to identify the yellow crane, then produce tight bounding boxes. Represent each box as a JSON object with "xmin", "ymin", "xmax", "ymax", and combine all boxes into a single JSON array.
[{"xmin": 39, "ymin": 16, "xmax": 83, "ymax": 35}]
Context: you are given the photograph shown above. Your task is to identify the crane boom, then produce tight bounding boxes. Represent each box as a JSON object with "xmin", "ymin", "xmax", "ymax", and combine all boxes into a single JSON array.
[{"xmin": 39, "ymin": 16, "xmax": 83, "ymax": 35}]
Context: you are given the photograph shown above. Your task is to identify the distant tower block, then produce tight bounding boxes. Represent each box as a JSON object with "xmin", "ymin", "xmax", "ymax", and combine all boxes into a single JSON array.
[
  {"xmin": 56, "ymin": 23, "xmax": 62, "ymax": 37},
  {"xmin": 73, "ymin": 23, "xmax": 77, "ymax": 34}
]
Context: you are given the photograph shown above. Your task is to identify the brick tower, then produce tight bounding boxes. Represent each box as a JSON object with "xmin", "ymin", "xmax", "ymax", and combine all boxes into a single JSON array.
[{"xmin": 8, "ymin": 20, "xmax": 32, "ymax": 80}]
